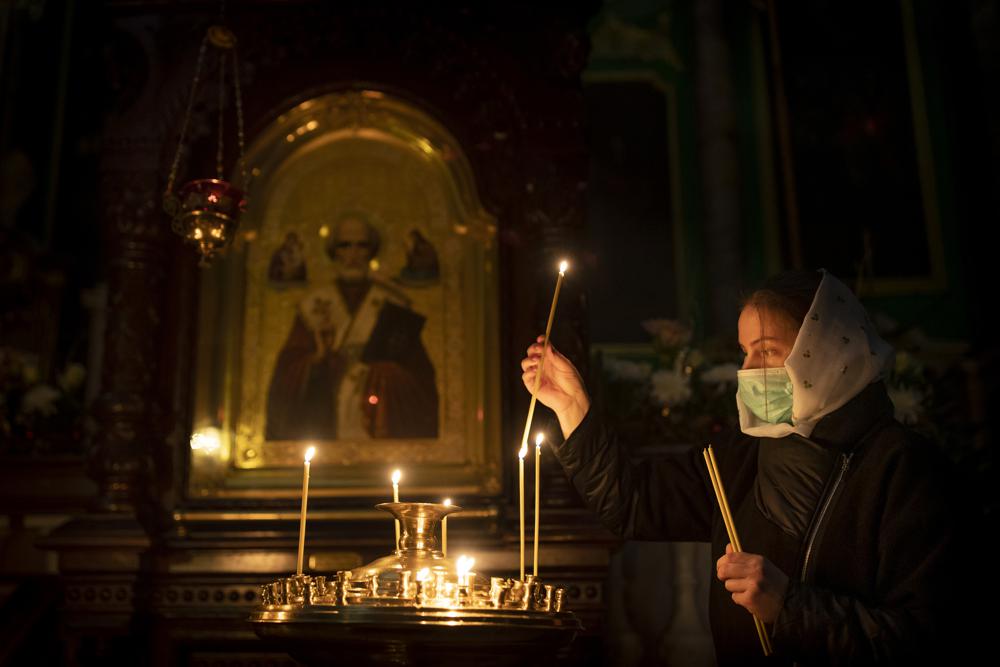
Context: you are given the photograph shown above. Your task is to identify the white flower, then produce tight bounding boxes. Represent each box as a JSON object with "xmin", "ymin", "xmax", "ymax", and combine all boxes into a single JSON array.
[
  {"xmin": 701, "ymin": 363, "xmax": 739, "ymax": 385},
  {"xmin": 887, "ymin": 386, "xmax": 923, "ymax": 425},
  {"xmin": 604, "ymin": 358, "xmax": 652, "ymax": 382},
  {"xmin": 58, "ymin": 363, "xmax": 86, "ymax": 392},
  {"xmin": 650, "ymin": 369, "xmax": 691, "ymax": 407},
  {"xmin": 20, "ymin": 384, "xmax": 61, "ymax": 417}
]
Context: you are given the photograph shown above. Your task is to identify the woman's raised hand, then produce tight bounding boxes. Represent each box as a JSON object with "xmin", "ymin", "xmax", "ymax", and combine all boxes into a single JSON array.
[{"xmin": 521, "ymin": 336, "xmax": 590, "ymax": 438}]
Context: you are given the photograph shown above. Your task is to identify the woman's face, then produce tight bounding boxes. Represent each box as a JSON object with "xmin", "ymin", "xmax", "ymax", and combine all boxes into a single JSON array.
[{"xmin": 738, "ymin": 306, "xmax": 799, "ymax": 370}]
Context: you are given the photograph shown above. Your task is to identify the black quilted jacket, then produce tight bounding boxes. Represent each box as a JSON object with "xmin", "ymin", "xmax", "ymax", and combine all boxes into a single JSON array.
[{"xmin": 553, "ymin": 382, "xmax": 976, "ymax": 666}]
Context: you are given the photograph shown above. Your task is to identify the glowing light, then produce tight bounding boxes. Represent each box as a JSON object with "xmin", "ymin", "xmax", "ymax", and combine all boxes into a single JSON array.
[
  {"xmin": 319, "ymin": 225, "xmax": 330, "ymax": 238},
  {"xmin": 368, "ymin": 258, "xmax": 380, "ymax": 272},
  {"xmin": 535, "ymin": 433, "xmax": 545, "ymax": 447},
  {"xmin": 285, "ymin": 133, "xmax": 295, "ymax": 142},
  {"xmin": 443, "ymin": 498, "xmax": 451, "ymax": 507},
  {"xmin": 392, "ymin": 469, "xmax": 401, "ymax": 485},
  {"xmin": 416, "ymin": 567, "xmax": 431, "ymax": 582},
  {"xmin": 368, "ymin": 394, "xmax": 379, "ymax": 405},
  {"xmin": 304, "ymin": 446, "xmax": 316, "ymax": 463},
  {"xmin": 306, "ymin": 120, "xmax": 318, "ymax": 131},
  {"xmin": 190, "ymin": 428, "xmax": 221, "ymax": 452},
  {"xmin": 414, "ymin": 137, "xmax": 435, "ymax": 156},
  {"xmin": 456, "ymin": 555, "xmax": 475, "ymax": 577},
  {"xmin": 518, "ymin": 443, "xmax": 528, "ymax": 460},
  {"xmin": 559, "ymin": 260, "xmax": 569, "ymax": 275}
]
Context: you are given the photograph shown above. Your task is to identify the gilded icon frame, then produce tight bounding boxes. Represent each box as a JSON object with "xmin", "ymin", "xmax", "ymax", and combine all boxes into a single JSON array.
[{"xmin": 187, "ymin": 89, "xmax": 501, "ymax": 500}]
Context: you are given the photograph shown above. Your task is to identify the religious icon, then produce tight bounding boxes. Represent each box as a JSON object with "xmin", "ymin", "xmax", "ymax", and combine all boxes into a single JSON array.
[
  {"xmin": 265, "ymin": 212, "xmax": 439, "ymax": 441},
  {"xmin": 394, "ymin": 228, "xmax": 440, "ymax": 287},
  {"xmin": 268, "ymin": 231, "xmax": 308, "ymax": 284},
  {"xmin": 190, "ymin": 90, "xmax": 500, "ymax": 493}
]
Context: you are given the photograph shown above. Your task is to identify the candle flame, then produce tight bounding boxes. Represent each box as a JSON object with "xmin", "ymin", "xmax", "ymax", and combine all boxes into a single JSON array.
[
  {"xmin": 558, "ymin": 260, "xmax": 569, "ymax": 275},
  {"xmin": 443, "ymin": 498, "xmax": 452, "ymax": 507},
  {"xmin": 391, "ymin": 469, "xmax": 401, "ymax": 485},
  {"xmin": 304, "ymin": 446, "xmax": 316, "ymax": 463},
  {"xmin": 535, "ymin": 432, "xmax": 545, "ymax": 447},
  {"xmin": 518, "ymin": 444, "xmax": 528, "ymax": 460},
  {"xmin": 456, "ymin": 555, "xmax": 475, "ymax": 576},
  {"xmin": 189, "ymin": 428, "xmax": 221, "ymax": 453}
]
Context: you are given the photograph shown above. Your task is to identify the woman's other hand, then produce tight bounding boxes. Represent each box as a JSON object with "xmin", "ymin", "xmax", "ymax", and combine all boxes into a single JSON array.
[{"xmin": 716, "ymin": 543, "xmax": 789, "ymax": 623}]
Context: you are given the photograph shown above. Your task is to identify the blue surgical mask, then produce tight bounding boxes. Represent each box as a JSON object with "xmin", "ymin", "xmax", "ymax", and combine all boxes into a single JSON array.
[{"xmin": 737, "ymin": 367, "xmax": 794, "ymax": 424}]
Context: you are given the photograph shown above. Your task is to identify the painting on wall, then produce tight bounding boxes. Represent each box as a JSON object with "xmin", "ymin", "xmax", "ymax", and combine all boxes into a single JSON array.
[{"xmin": 188, "ymin": 90, "xmax": 501, "ymax": 499}]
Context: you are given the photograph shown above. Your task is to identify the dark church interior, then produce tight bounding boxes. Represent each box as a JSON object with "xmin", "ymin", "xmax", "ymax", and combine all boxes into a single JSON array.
[{"xmin": 1, "ymin": 0, "xmax": 997, "ymax": 665}]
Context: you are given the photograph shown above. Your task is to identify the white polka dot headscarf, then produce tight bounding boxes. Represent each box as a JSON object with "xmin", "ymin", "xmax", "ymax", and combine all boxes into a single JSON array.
[{"xmin": 737, "ymin": 269, "xmax": 894, "ymax": 439}]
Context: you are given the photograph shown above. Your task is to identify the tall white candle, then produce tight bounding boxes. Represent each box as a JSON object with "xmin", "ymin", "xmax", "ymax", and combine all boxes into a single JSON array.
[
  {"xmin": 518, "ymin": 442, "xmax": 527, "ymax": 579},
  {"xmin": 533, "ymin": 433, "xmax": 544, "ymax": 577},
  {"xmin": 296, "ymin": 446, "xmax": 316, "ymax": 576},
  {"xmin": 392, "ymin": 469, "xmax": 401, "ymax": 549},
  {"xmin": 442, "ymin": 498, "xmax": 451, "ymax": 556}
]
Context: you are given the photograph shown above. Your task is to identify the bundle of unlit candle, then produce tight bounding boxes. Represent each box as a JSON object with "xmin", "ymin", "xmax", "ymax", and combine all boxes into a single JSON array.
[{"xmin": 703, "ymin": 445, "xmax": 774, "ymax": 656}]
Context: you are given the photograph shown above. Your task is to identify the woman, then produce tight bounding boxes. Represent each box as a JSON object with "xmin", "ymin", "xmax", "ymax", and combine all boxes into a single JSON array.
[{"xmin": 521, "ymin": 269, "xmax": 970, "ymax": 665}]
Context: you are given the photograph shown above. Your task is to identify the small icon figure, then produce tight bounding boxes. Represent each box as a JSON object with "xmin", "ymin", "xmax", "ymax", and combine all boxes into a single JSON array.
[
  {"xmin": 395, "ymin": 229, "xmax": 440, "ymax": 287},
  {"xmin": 268, "ymin": 232, "xmax": 307, "ymax": 283}
]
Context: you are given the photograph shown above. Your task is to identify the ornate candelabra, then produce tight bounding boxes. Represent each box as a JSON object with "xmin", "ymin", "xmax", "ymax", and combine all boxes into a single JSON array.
[{"xmin": 251, "ymin": 502, "xmax": 581, "ymax": 666}]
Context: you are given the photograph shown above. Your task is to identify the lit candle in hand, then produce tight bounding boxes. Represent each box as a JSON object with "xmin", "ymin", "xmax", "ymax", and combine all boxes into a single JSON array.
[
  {"xmin": 533, "ymin": 433, "xmax": 544, "ymax": 577},
  {"xmin": 392, "ymin": 469, "xmax": 402, "ymax": 549},
  {"xmin": 442, "ymin": 498, "xmax": 452, "ymax": 556},
  {"xmin": 296, "ymin": 445, "xmax": 316, "ymax": 576},
  {"xmin": 517, "ymin": 260, "xmax": 567, "ymax": 534}
]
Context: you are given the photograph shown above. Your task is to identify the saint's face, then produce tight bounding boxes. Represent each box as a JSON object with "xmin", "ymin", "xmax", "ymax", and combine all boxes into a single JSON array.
[
  {"xmin": 737, "ymin": 306, "xmax": 799, "ymax": 370},
  {"xmin": 332, "ymin": 217, "xmax": 375, "ymax": 280}
]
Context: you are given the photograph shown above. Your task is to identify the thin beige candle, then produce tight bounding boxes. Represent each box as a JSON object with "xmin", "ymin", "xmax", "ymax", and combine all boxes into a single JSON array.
[
  {"xmin": 518, "ymin": 260, "xmax": 568, "ymax": 462},
  {"xmin": 392, "ymin": 469, "xmax": 401, "ymax": 550},
  {"xmin": 518, "ymin": 443, "xmax": 527, "ymax": 579},
  {"xmin": 442, "ymin": 498, "xmax": 451, "ymax": 556},
  {"xmin": 296, "ymin": 445, "xmax": 316, "ymax": 576},
  {"xmin": 533, "ymin": 432, "xmax": 544, "ymax": 577},
  {"xmin": 703, "ymin": 445, "xmax": 773, "ymax": 656}
]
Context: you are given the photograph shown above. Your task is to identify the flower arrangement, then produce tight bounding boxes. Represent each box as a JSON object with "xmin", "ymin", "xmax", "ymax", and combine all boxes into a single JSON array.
[
  {"xmin": 595, "ymin": 319, "xmax": 742, "ymax": 446},
  {"xmin": 0, "ymin": 346, "xmax": 87, "ymax": 456}
]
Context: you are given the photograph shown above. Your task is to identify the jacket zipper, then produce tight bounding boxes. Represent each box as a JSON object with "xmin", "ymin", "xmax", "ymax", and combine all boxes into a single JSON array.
[{"xmin": 799, "ymin": 452, "xmax": 853, "ymax": 583}]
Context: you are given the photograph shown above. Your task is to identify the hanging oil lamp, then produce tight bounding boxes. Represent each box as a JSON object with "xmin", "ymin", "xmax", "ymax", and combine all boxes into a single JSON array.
[{"xmin": 163, "ymin": 23, "xmax": 248, "ymax": 266}]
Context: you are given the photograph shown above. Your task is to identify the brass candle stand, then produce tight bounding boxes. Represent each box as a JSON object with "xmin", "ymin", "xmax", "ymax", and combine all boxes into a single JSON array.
[{"xmin": 251, "ymin": 502, "xmax": 581, "ymax": 666}]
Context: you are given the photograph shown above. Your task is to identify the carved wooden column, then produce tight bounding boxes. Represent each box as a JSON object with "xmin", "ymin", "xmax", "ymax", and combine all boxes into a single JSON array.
[
  {"xmin": 42, "ymin": 15, "xmax": 196, "ymax": 663},
  {"xmin": 89, "ymin": 132, "xmax": 166, "ymax": 512}
]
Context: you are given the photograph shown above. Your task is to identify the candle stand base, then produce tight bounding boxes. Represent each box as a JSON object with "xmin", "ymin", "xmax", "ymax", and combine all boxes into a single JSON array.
[{"xmin": 249, "ymin": 503, "xmax": 581, "ymax": 666}]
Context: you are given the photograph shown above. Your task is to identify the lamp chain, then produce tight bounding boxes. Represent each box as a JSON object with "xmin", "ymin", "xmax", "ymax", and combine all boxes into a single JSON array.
[
  {"xmin": 233, "ymin": 44, "xmax": 247, "ymax": 190},
  {"xmin": 165, "ymin": 32, "xmax": 209, "ymax": 199},
  {"xmin": 217, "ymin": 50, "xmax": 226, "ymax": 180}
]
